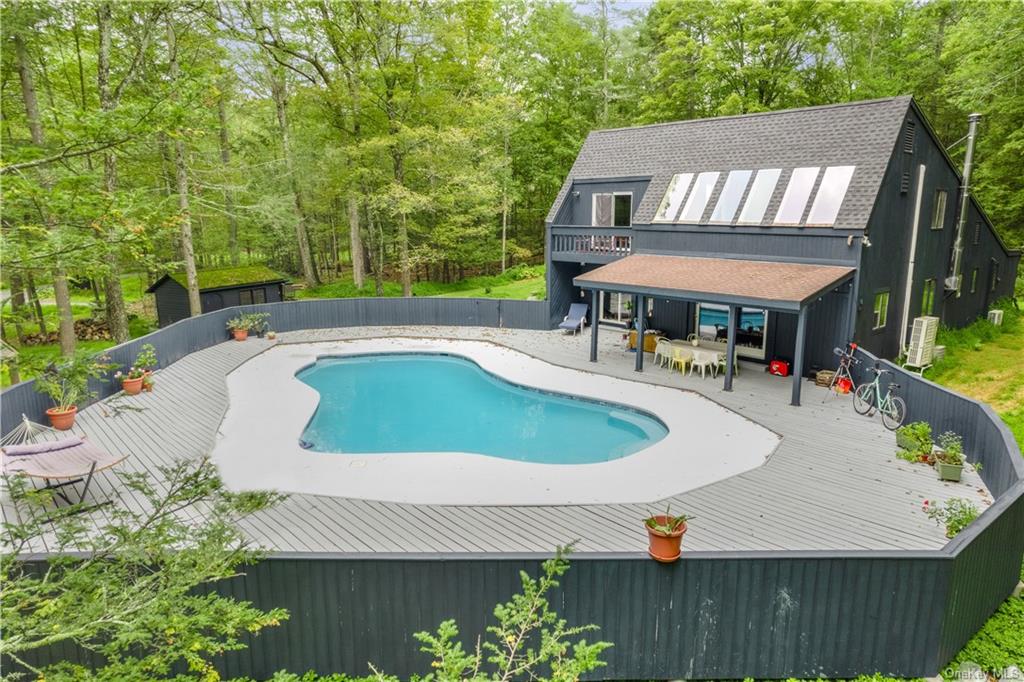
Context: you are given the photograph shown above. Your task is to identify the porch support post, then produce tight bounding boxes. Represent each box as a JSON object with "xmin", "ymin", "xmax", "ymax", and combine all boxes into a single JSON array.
[
  {"xmin": 634, "ymin": 294, "xmax": 645, "ymax": 372},
  {"xmin": 791, "ymin": 305, "xmax": 808, "ymax": 406},
  {"xmin": 589, "ymin": 289, "xmax": 599, "ymax": 363},
  {"xmin": 724, "ymin": 304, "xmax": 738, "ymax": 391}
]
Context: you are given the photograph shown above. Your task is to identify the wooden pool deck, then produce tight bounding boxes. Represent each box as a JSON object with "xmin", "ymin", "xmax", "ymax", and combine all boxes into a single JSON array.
[{"xmin": 4, "ymin": 326, "xmax": 992, "ymax": 555}]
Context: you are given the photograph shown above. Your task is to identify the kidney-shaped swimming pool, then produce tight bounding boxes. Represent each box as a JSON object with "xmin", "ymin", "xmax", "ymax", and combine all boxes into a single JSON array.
[{"xmin": 297, "ymin": 353, "xmax": 668, "ymax": 462}]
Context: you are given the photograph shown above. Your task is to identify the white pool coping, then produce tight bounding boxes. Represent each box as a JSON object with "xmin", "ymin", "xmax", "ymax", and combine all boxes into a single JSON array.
[{"xmin": 212, "ymin": 338, "xmax": 780, "ymax": 505}]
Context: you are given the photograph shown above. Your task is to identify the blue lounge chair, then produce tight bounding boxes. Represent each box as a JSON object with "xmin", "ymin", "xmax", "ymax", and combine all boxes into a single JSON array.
[{"xmin": 559, "ymin": 303, "xmax": 589, "ymax": 335}]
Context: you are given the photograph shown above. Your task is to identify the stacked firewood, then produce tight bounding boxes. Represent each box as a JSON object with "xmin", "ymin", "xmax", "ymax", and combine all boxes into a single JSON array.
[{"xmin": 22, "ymin": 319, "xmax": 112, "ymax": 345}]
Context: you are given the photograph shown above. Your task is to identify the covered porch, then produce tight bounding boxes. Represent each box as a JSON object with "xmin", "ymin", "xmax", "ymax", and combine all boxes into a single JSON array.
[{"xmin": 573, "ymin": 254, "xmax": 856, "ymax": 406}]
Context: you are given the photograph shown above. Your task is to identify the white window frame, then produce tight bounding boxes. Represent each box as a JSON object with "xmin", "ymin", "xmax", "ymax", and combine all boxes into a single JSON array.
[
  {"xmin": 873, "ymin": 291, "xmax": 890, "ymax": 330},
  {"xmin": 806, "ymin": 165, "xmax": 856, "ymax": 227},
  {"xmin": 599, "ymin": 291, "xmax": 652, "ymax": 324},
  {"xmin": 774, "ymin": 166, "xmax": 821, "ymax": 225},
  {"xmin": 930, "ymin": 190, "xmax": 948, "ymax": 230},
  {"xmin": 678, "ymin": 172, "xmax": 720, "ymax": 224},
  {"xmin": 591, "ymin": 191, "xmax": 634, "ymax": 227},
  {"xmin": 736, "ymin": 168, "xmax": 782, "ymax": 225},
  {"xmin": 709, "ymin": 170, "xmax": 753, "ymax": 224}
]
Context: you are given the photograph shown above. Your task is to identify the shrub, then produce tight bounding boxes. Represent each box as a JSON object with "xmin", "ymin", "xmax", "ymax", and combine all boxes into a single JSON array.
[
  {"xmin": 32, "ymin": 351, "xmax": 115, "ymax": 411},
  {"xmin": 923, "ymin": 497, "xmax": 979, "ymax": 538}
]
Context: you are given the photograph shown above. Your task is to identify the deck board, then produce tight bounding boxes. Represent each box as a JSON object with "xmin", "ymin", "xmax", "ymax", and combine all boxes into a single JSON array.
[{"xmin": 3, "ymin": 326, "xmax": 992, "ymax": 554}]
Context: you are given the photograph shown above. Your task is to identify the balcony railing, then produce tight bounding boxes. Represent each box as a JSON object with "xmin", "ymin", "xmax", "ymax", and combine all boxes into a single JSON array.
[{"xmin": 550, "ymin": 226, "xmax": 632, "ymax": 262}]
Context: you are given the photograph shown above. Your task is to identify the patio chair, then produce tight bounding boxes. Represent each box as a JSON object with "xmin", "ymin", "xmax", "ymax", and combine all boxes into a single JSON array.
[
  {"xmin": 670, "ymin": 346, "xmax": 693, "ymax": 373},
  {"xmin": 2, "ymin": 417, "xmax": 126, "ymax": 510},
  {"xmin": 689, "ymin": 349, "xmax": 716, "ymax": 379},
  {"xmin": 559, "ymin": 303, "xmax": 589, "ymax": 335},
  {"xmin": 716, "ymin": 353, "xmax": 740, "ymax": 378},
  {"xmin": 654, "ymin": 337, "xmax": 673, "ymax": 367}
]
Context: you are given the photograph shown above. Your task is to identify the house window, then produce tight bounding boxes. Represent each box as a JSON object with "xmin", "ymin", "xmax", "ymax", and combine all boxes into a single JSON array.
[
  {"xmin": 694, "ymin": 303, "xmax": 768, "ymax": 359},
  {"xmin": 709, "ymin": 170, "xmax": 752, "ymax": 223},
  {"xmin": 653, "ymin": 173, "xmax": 693, "ymax": 222},
  {"xmin": 238, "ymin": 288, "xmax": 267, "ymax": 305},
  {"xmin": 991, "ymin": 263, "xmax": 1000, "ymax": 292},
  {"xmin": 679, "ymin": 172, "xmax": 720, "ymax": 223},
  {"xmin": 873, "ymin": 291, "xmax": 890, "ymax": 330},
  {"xmin": 970, "ymin": 268, "xmax": 978, "ymax": 294},
  {"xmin": 921, "ymin": 279, "xmax": 936, "ymax": 316},
  {"xmin": 737, "ymin": 168, "xmax": 782, "ymax": 224},
  {"xmin": 806, "ymin": 165, "xmax": 856, "ymax": 226},
  {"xmin": 592, "ymin": 193, "xmax": 632, "ymax": 227},
  {"xmin": 774, "ymin": 166, "xmax": 820, "ymax": 225},
  {"xmin": 599, "ymin": 292, "xmax": 651, "ymax": 324},
  {"xmin": 930, "ymin": 190, "xmax": 948, "ymax": 229}
]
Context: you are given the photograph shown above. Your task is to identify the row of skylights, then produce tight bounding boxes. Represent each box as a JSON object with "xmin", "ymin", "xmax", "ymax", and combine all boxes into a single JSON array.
[{"xmin": 651, "ymin": 165, "xmax": 856, "ymax": 227}]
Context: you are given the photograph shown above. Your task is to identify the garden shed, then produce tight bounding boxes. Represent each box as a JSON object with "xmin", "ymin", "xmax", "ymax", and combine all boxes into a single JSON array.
[{"xmin": 146, "ymin": 265, "xmax": 287, "ymax": 328}]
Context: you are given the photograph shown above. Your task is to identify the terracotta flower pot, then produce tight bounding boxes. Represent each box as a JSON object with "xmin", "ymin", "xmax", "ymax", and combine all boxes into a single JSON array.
[
  {"xmin": 46, "ymin": 406, "xmax": 78, "ymax": 431},
  {"xmin": 233, "ymin": 329, "xmax": 249, "ymax": 341},
  {"xmin": 122, "ymin": 376, "xmax": 144, "ymax": 395},
  {"xmin": 645, "ymin": 515, "xmax": 687, "ymax": 563}
]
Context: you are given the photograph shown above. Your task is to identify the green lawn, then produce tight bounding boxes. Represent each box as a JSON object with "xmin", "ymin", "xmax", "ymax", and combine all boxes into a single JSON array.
[
  {"xmin": 923, "ymin": 298, "xmax": 1024, "ymax": 677},
  {"xmin": 297, "ymin": 264, "xmax": 546, "ymax": 301}
]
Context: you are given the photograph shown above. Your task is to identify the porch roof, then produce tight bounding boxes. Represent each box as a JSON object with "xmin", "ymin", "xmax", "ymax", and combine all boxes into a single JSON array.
[{"xmin": 573, "ymin": 253, "xmax": 855, "ymax": 311}]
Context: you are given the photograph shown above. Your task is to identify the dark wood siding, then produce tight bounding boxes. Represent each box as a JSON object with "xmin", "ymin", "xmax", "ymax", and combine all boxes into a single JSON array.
[
  {"xmin": 155, "ymin": 281, "xmax": 286, "ymax": 328},
  {"xmin": 553, "ymin": 178, "xmax": 650, "ymax": 226},
  {"xmin": 151, "ymin": 278, "xmax": 192, "ymax": 328}
]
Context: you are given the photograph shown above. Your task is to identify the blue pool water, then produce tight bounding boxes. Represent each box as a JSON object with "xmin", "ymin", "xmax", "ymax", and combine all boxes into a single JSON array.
[{"xmin": 296, "ymin": 353, "xmax": 667, "ymax": 463}]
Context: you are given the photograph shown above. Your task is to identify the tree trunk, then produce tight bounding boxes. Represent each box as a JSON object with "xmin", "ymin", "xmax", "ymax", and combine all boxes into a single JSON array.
[
  {"xmin": 271, "ymin": 75, "xmax": 318, "ymax": 287},
  {"xmin": 14, "ymin": 30, "xmax": 75, "ymax": 355},
  {"xmin": 347, "ymin": 195, "xmax": 364, "ymax": 288},
  {"xmin": 390, "ymin": 149, "xmax": 411, "ymax": 297},
  {"xmin": 218, "ymin": 84, "xmax": 240, "ymax": 266},
  {"xmin": 167, "ymin": 18, "xmax": 202, "ymax": 316},
  {"xmin": 8, "ymin": 274, "xmax": 28, "ymax": 344},
  {"xmin": 25, "ymin": 272, "xmax": 47, "ymax": 335},
  {"xmin": 97, "ymin": 2, "xmax": 130, "ymax": 343}
]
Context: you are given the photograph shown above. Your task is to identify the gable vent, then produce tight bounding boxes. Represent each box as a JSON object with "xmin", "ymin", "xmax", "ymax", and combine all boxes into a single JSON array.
[
  {"xmin": 903, "ymin": 121, "xmax": 916, "ymax": 154},
  {"xmin": 974, "ymin": 221, "xmax": 982, "ymax": 245},
  {"xmin": 900, "ymin": 171, "xmax": 911, "ymax": 194}
]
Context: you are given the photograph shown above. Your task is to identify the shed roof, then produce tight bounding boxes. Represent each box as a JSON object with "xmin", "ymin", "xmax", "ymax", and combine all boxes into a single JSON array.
[
  {"xmin": 547, "ymin": 96, "xmax": 913, "ymax": 230},
  {"xmin": 573, "ymin": 254, "xmax": 855, "ymax": 310},
  {"xmin": 146, "ymin": 265, "xmax": 287, "ymax": 293}
]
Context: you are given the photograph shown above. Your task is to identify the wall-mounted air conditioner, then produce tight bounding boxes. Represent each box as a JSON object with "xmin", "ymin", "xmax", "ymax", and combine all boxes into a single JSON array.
[
  {"xmin": 988, "ymin": 309, "xmax": 1004, "ymax": 326},
  {"xmin": 906, "ymin": 316, "xmax": 940, "ymax": 370},
  {"xmin": 944, "ymin": 275, "xmax": 961, "ymax": 291}
]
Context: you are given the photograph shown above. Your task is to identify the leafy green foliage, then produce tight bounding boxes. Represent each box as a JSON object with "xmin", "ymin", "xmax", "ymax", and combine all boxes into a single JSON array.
[
  {"xmin": 1, "ymin": 458, "xmax": 288, "ymax": 681},
  {"xmin": 949, "ymin": 594, "xmax": 1024, "ymax": 674},
  {"xmin": 31, "ymin": 349, "xmax": 115, "ymax": 410},
  {"xmin": 168, "ymin": 266, "xmax": 287, "ymax": 291},
  {"xmin": 922, "ymin": 498, "xmax": 980, "ymax": 538}
]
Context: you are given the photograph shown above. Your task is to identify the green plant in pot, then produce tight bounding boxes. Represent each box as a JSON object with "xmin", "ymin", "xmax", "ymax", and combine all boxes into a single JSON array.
[
  {"xmin": 33, "ymin": 352, "xmax": 115, "ymax": 430},
  {"xmin": 895, "ymin": 421, "xmax": 932, "ymax": 463},
  {"xmin": 226, "ymin": 316, "xmax": 250, "ymax": 341},
  {"xmin": 643, "ymin": 506, "xmax": 694, "ymax": 563},
  {"xmin": 934, "ymin": 431, "xmax": 965, "ymax": 482},
  {"xmin": 135, "ymin": 343, "xmax": 158, "ymax": 374},
  {"xmin": 246, "ymin": 312, "xmax": 271, "ymax": 338},
  {"xmin": 922, "ymin": 497, "xmax": 978, "ymax": 537}
]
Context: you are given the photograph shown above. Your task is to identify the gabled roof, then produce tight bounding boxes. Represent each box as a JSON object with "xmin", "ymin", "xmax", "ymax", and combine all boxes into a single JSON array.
[
  {"xmin": 146, "ymin": 265, "xmax": 287, "ymax": 293},
  {"xmin": 547, "ymin": 96, "xmax": 913, "ymax": 230}
]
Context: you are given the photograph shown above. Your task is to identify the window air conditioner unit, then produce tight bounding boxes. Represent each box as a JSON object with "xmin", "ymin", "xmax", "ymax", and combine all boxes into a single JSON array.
[
  {"xmin": 906, "ymin": 316, "xmax": 940, "ymax": 369},
  {"xmin": 944, "ymin": 275, "xmax": 961, "ymax": 291},
  {"xmin": 988, "ymin": 309, "xmax": 1004, "ymax": 326}
]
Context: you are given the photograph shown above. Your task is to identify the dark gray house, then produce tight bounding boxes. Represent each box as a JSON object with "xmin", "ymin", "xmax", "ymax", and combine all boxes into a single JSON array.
[
  {"xmin": 147, "ymin": 265, "xmax": 287, "ymax": 328},
  {"xmin": 546, "ymin": 96, "xmax": 1019, "ymax": 402}
]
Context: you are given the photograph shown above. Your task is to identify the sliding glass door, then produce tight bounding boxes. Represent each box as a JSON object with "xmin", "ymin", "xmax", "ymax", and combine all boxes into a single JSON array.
[{"xmin": 694, "ymin": 303, "xmax": 768, "ymax": 359}]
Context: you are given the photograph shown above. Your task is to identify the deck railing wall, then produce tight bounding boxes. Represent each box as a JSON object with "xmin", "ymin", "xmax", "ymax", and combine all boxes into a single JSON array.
[
  {"xmin": 3, "ymin": 302, "xmax": 1023, "ymax": 679},
  {"xmin": 0, "ymin": 297, "xmax": 549, "ymax": 435}
]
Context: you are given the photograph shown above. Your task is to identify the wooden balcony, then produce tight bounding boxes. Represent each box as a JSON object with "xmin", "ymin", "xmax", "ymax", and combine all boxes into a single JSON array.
[{"xmin": 549, "ymin": 226, "xmax": 632, "ymax": 263}]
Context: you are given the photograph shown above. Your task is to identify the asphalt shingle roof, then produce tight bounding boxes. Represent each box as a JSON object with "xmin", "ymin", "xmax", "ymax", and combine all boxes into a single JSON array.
[{"xmin": 546, "ymin": 96, "xmax": 913, "ymax": 230}]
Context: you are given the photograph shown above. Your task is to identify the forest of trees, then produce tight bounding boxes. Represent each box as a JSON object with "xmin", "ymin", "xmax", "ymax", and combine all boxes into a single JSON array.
[{"xmin": 2, "ymin": 0, "xmax": 1022, "ymax": 358}]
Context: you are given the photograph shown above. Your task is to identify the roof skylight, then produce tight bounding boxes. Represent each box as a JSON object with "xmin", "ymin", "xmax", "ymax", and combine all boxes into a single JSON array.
[
  {"xmin": 679, "ymin": 171, "xmax": 720, "ymax": 223},
  {"xmin": 737, "ymin": 169, "xmax": 781, "ymax": 224},
  {"xmin": 652, "ymin": 173, "xmax": 694, "ymax": 222},
  {"xmin": 774, "ymin": 167, "xmax": 820, "ymax": 225},
  {"xmin": 806, "ymin": 165, "xmax": 856, "ymax": 226},
  {"xmin": 709, "ymin": 170, "xmax": 752, "ymax": 223}
]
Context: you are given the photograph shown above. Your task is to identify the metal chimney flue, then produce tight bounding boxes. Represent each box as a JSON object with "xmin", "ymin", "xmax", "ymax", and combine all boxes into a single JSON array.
[{"xmin": 948, "ymin": 112, "xmax": 982, "ymax": 295}]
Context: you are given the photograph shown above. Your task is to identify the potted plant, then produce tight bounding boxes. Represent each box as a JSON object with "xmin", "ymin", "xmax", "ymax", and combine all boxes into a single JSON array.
[
  {"xmin": 135, "ymin": 343, "xmax": 158, "ymax": 376},
  {"xmin": 895, "ymin": 421, "xmax": 933, "ymax": 463},
  {"xmin": 247, "ymin": 312, "xmax": 271, "ymax": 338},
  {"xmin": 33, "ymin": 352, "xmax": 113, "ymax": 430},
  {"xmin": 922, "ymin": 498, "xmax": 978, "ymax": 538},
  {"xmin": 934, "ymin": 431, "xmax": 965, "ymax": 482},
  {"xmin": 227, "ymin": 316, "xmax": 250, "ymax": 341},
  {"xmin": 266, "ymin": 330, "xmax": 277, "ymax": 340},
  {"xmin": 115, "ymin": 366, "xmax": 146, "ymax": 395},
  {"xmin": 643, "ymin": 507, "xmax": 693, "ymax": 563},
  {"xmin": 142, "ymin": 373, "xmax": 155, "ymax": 393}
]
